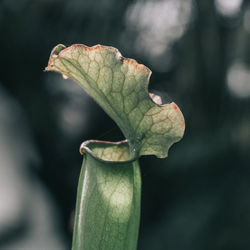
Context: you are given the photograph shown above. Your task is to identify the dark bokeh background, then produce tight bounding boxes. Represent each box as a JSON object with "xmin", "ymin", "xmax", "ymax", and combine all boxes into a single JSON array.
[{"xmin": 0, "ymin": 0, "xmax": 250, "ymax": 249}]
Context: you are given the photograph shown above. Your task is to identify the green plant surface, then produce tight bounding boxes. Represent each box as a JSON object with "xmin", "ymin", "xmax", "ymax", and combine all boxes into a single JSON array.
[
  {"xmin": 73, "ymin": 140, "xmax": 140, "ymax": 250},
  {"xmin": 46, "ymin": 44, "xmax": 185, "ymax": 250},
  {"xmin": 46, "ymin": 44, "xmax": 185, "ymax": 158}
]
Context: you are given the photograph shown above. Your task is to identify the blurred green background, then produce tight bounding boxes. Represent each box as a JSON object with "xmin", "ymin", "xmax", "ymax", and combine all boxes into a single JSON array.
[{"xmin": 0, "ymin": 0, "xmax": 250, "ymax": 249}]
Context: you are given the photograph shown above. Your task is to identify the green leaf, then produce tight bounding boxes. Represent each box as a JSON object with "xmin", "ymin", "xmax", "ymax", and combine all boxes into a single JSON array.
[
  {"xmin": 46, "ymin": 44, "xmax": 185, "ymax": 158},
  {"xmin": 73, "ymin": 140, "xmax": 141, "ymax": 250}
]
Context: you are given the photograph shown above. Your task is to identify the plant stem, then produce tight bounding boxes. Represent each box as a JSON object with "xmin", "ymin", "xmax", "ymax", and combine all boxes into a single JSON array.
[{"xmin": 72, "ymin": 146, "xmax": 141, "ymax": 250}]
